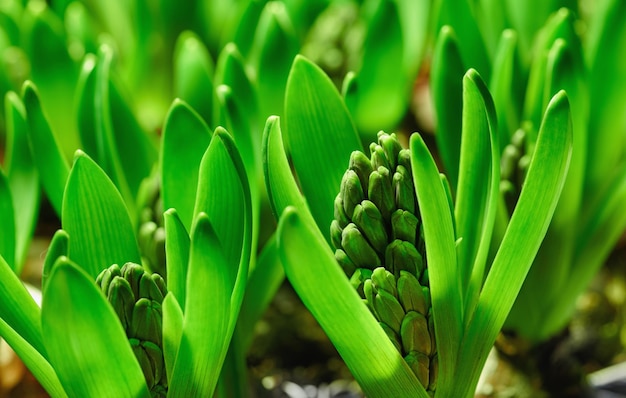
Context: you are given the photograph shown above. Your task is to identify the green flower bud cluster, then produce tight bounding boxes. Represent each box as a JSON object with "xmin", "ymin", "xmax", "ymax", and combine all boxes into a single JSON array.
[
  {"xmin": 96, "ymin": 262, "xmax": 168, "ymax": 398},
  {"xmin": 137, "ymin": 173, "xmax": 166, "ymax": 277},
  {"xmin": 500, "ymin": 128, "xmax": 532, "ymax": 214},
  {"xmin": 365, "ymin": 268, "xmax": 437, "ymax": 395},
  {"xmin": 330, "ymin": 131, "xmax": 434, "ymax": 390}
]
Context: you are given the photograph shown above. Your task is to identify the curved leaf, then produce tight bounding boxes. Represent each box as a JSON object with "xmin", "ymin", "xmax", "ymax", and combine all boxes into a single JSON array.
[
  {"xmin": 278, "ymin": 206, "xmax": 427, "ymax": 398},
  {"xmin": 22, "ymin": 81, "xmax": 69, "ymax": 217},
  {"xmin": 42, "ymin": 258, "xmax": 150, "ymax": 398},
  {"xmin": 456, "ymin": 91, "xmax": 572, "ymax": 394},
  {"xmin": 0, "ymin": 169, "xmax": 15, "ymax": 269},
  {"xmin": 284, "ymin": 55, "xmax": 362, "ymax": 238},
  {"xmin": 5, "ymin": 91, "xmax": 40, "ymax": 270},
  {"xmin": 0, "ymin": 254, "xmax": 45, "ymax": 356},
  {"xmin": 455, "ymin": 69, "xmax": 499, "ymax": 317},
  {"xmin": 160, "ymin": 99, "xmax": 212, "ymax": 230},
  {"xmin": 410, "ymin": 134, "xmax": 462, "ymax": 395},
  {"xmin": 168, "ymin": 214, "xmax": 231, "ymax": 397},
  {"xmin": 163, "ymin": 208, "xmax": 190, "ymax": 309},
  {"xmin": 249, "ymin": 1, "xmax": 299, "ymax": 120},
  {"xmin": 62, "ymin": 151, "xmax": 140, "ymax": 278},
  {"xmin": 173, "ymin": 30, "xmax": 215, "ymax": 125},
  {"xmin": 41, "ymin": 229, "xmax": 69, "ymax": 293},
  {"xmin": 162, "ymin": 292, "xmax": 183, "ymax": 383},
  {"xmin": 430, "ymin": 26, "xmax": 465, "ymax": 187}
]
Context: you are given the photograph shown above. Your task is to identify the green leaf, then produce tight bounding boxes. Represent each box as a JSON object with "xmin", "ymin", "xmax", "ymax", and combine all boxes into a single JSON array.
[
  {"xmin": 396, "ymin": 0, "xmax": 431, "ymax": 79},
  {"xmin": 0, "ymin": 253, "xmax": 45, "ymax": 356},
  {"xmin": 5, "ymin": 91, "xmax": 40, "ymax": 271},
  {"xmin": 62, "ymin": 150, "xmax": 140, "ymax": 279},
  {"xmin": 347, "ymin": 0, "xmax": 407, "ymax": 135},
  {"xmin": 455, "ymin": 69, "xmax": 500, "ymax": 318},
  {"xmin": 0, "ymin": 317, "xmax": 66, "ymax": 397},
  {"xmin": 22, "ymin": 81, "xmax": 69, "ymax": 217},
  {"xmin": 584, "ymin": 0, "xmax": 626, "ymax": 194},
  {"xmin": 284, "ymin": 55, "xmax": 362, "ymax": 238},
  {"xmin": 455, "ymin": 91, "xmax": 572, "ymax": 394},
  {"xmin": 430, "ymin": 26, "xmax": 465, "ymax": 187},
  {"xmin": 278, "ymin": 206, "xmax": 427, "ymax": 398},
  {"xmin": 262, "ymin": 115, "xmax": 309, "ymax": 222},
  {"xmin": 22, "ymin": 0, "xmax": 79, "ymax": 159},
  {"xmin": 173, "ymin": 30, "xmax": 215, "ymax": 125},
  {"xmin": 41, "ymin": 229, "xmax": 69, "ymax": 293},
  {"xmin": 214, "ymin": 43, "xmax": 259, "ymax": 135},
  {"xmin": 410, "ymin": 134, "xmax": 462, "ymax": 395},
  {"xmin": 168, "ymin": 214, "xmax": 232, "ymax": 397},
  {"xmin": 436, "ymin": 0, "xmax": 490, "ymax": 79},
  {"xmin": 0, "ymin": 169, "xmax": 15, "ymax": 269},
  {"xmin": 489, "ymin": 30, "xmax": 522, "ymax": 149},
  {"xmin": 162, "ymin": 292, "xmax": 183, "ymax": 384},
  {"xmin": 237, "ymin": 234, "xmax": 284, "ymax": 350},
  {"xmin": 161, "ymin": 99, "xmax": 212, "ymax": 230},
  {"xmin": 249, "ymin": 1, "xmax": 299, "ymax": 120},
  {"xmin": 193, "ymin": 128, "xmax": 251, "ymax": 290},
  {"xmin": 75, "ymin": 54, "xmax": 99, "ymax": 161},
  {"xmin": 42, "ymin": 258, "xmax": 150, "ymax": 398},
  {"xmin": 164, "ymin": 208, "xmax": 190, "ymax": 309}
]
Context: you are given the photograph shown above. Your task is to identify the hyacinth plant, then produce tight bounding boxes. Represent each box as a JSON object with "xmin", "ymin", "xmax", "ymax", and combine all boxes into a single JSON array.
[
  {"xmin": 431, "ymin": 0, "xmax": 626, "ymax": 343},
  {"xmin": 263, "ymin": 55, "xmax": 572, "ymax": 397},
  {"xmin": 0, "ymin": 121, "xmax": 260, "ymax": 396}
]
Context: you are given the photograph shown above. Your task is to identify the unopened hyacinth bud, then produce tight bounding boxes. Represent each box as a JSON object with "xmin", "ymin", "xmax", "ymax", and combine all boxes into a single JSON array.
[
  {"xmin": 330, "ymin": 131, "xmax": 436, "ymax": 393},
  {"xmin": 96, "ymin": 262, "xmax": 168, "ymax": 397},
  {"xmin": 500, "ymin": 128, "xmax": 532, "ymax": 214}
]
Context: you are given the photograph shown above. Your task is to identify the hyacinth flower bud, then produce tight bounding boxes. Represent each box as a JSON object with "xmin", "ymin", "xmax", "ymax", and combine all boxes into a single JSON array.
[
  {"xmin": 330, "ymin": 131, "xmax": 436, "ymax": 393},
  {"xmin": 96, "ymin": 262, "xmax": 168, "ymax": 397}
]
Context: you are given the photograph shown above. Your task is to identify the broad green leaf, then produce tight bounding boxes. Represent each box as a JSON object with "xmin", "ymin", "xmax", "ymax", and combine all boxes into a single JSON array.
[
  {"xmin": 22, "ymin": 81, "xmax": 69, "ymax": 217},
  {"xmin": 0, "ymin": 169, "xmax": 15, "ymax": 268},
  {"xmin": 455, "ymin": 69, "xmax": 499, "ymax": 317},
  {"xmin": 347, "ymin": 0, "xmax": 407, "ymax": 136},
  {"xmin": 262, "ymin": 116, "xmax": 309, "ymax": 221},
  {"xmin": 42, "ymin": 258, "xmax": 150, "ymax": 398},
  {"xmin": 489, "ymin": 30, "xmax": 522, "ymax": 149},
  {"xmin": 96, "ymin": 44, "xmax": 158, "ymax": 206},
  {"xmin": 225, "ymin": 1, "xmax": 264, "ymax": 58},
  {"xmin": 168, "ymin": 214, "xmax": 231, "ymax": 397},
  {"xmin": 75, "ymin": 53, "xmax": 99, "ymax": 158},
  {"xmin": 455, "ymin": 91, "xmax": 571, "ymax": 394},
  {"xmin": 238, "ymin": 234, "xmax": 284, "ymax": 350},
  {"xmin": 62, "ymin": 151, "xmax": 140, "ymax": 279},
  {"xmin": 410, "ymin": 134, "xmax": 462, "ymax": 395},
  {"xmin": 277, "ymin": 206, "xmax": 427, "ymax": 398},
  {"xmin": 161, "ymin": 99, "xmax": 212, "ymax": 230},
  {"xmin": 249, "ymin": 1, "xmax": 299, "ymax": 120},
  {"xmin": 162, "ymin": 292, "xmax": 183, "ymax": 383},
  {"xmin": 215, "ymin": 85, "xmax": 260, "ymax": 258},
  {"xmin": 284, "ymin": 55, "xmax": 362, "ymax": 238},
  {"xmin": 430, "ymin": 26, "xmax": 465, "ymax": 188},
  {"xmin": 0, "ymin": 317, "xmax": 66, "ymax": 397},
  {"xmin": 173, "ymin": 31, "xmax": 215, "ymax": 125},
  {"xmin": 214, "ymin": 43, "xmax": 260, "ymax": 151},
  {"xmin": 584, "ymin": 0, "xmax": 626, "ymax": 194},
  {"xmin": 0, "ymin": 253, "xmax": 45, "ymax": 356},
  {"xmin": 436, "ymin": 0, "xmax": 490, "ymax": 79},
  {"xmin": 5, "ymin": 91, "xmax": 40, "ymax": 271},
  {"xmin": 41, "ymin": 229, "xmax": 69, "ymax": 293},
  {"xmin": 396, "ymin": 0, "xmax": 431, "ymax": 79},
  {"xmin": 22, "ymin": 0, "xmax": 79, "ymax": 159},
  {"xmin": 193, "ymin": 128, "xmax": 251, "ymax": 291},
  {"xmin": 164, "ymin": 208, "xmax": 190, "ymax": 309}
]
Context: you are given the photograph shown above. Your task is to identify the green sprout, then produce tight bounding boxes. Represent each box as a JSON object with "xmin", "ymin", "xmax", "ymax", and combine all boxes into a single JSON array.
[{"xmin": 263, "ymin": 55, "xmax": 572, "ymax": 397}]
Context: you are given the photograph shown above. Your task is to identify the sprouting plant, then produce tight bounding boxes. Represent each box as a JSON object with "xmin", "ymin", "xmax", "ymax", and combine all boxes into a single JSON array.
[
  {"xmin": 431, "ymin": 0, "xmax": 626, "ymax": 343},
  {"xmin": 263, "ymin": 55, "xmax": 572, "ymax": 397}
]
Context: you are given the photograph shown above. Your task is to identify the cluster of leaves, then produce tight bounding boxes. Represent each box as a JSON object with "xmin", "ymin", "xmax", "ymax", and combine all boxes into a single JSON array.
[
  {"xmin": 431, "ymin": 0, "xmax": 626, "ymax": 341},
  {"xmin": 0, "ymin": 0, "xmax": 623, "ymax": 397}
]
